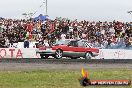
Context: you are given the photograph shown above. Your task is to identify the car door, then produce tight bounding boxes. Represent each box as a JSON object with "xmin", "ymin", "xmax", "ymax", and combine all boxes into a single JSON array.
[
  {"xmin": 83, "ymin": 41, "xmax": 92, "ymax": 52},
  {"xmin": 63, "ymin": 41, "xmax": 78, "ymax": 57},
  {"xmin": 74, "ymin": 41, "xmax": 86, "ymax": 57}
]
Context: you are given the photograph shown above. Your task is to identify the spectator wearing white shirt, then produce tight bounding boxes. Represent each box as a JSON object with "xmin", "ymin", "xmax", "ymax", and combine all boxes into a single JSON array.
[
  {"xmin": 109, "ymin": 27, "xmax": 115, "ymax": 34},
  {"xmin": 82, "ymin": 32, "xmax": 87, "ymax": 39},
  {"xmin": 61, "ymin": 33, "xmax": 66, "ymax": 40},
  {"xmin": 69, "ymin": 26, "xmax": 73, "ymax": 33},
  {"xmin": 5, "ymin": 37, "xmax": 10, "ymax": 47},
  {"xmin": 101, "ymin": 26, "xmax": 105, "ymax": 35},
  {"xmin": 44, "ymin": 38, "xmax": 49, "ymax": 47}
]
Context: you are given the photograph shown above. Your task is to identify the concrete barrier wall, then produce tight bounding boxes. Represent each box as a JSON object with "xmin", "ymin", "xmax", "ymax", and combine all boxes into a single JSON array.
[
  {"xmin": 0, "ymin": 48, "xmax": 40, "ymax": 58},
  {"xmin": 95, "ymin": 49, "xmax": 132, "ymax": 59},
  {"xmin": 0, "ymin": 48, "xmax": 132, "ymax": 59}
]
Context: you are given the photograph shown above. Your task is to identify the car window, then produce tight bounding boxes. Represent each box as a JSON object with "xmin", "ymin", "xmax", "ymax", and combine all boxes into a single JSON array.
[
  {"xmin": 84, "ymin": 42, "xmax": 91, "ymax": 48},
  {"xmin": 77, "ymin": 41, "xmax": 91, "ymax": 48},
  {"xmin": 68, "ymin": 41, "xmax": 78, "ymax": 47},
  {"xmin": 54, "ymin": 40, "xmax": 70, "ymax": 45},
  {"xmin": 78, "ymin": 41, "xmax": 84, "ymax": 47}
]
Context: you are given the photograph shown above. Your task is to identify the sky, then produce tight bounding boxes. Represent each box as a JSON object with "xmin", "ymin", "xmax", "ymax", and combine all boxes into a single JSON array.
[{"xmin": 0, "ymin": 0, "xmax": 132, "ymax": 21}]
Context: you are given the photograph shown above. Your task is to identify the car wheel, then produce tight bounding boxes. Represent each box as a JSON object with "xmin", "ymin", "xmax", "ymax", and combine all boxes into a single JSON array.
[
  {"xmin": 85, "ymin": 52, "xmax": 92, "ymax": 59},
  {"xmin": 55, "ymin": 49, "xmax": 63, "ymax": 59},
  {"xmin": 44, "ymin": 55, "xmax": 49, "ymax": 59},
  {"xmin": 40, "ymin": 54, "xmax": 44, "ymax": 59}
]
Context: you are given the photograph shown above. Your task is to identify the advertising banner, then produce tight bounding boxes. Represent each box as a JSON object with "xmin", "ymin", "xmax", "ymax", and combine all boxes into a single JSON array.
[
  {"xmin": 0, "ymin": 48, "xmax": 132, "ymax": 59},
  {"xmin": 95, "ymin": 49, "xmax": 132, "ymax": 59},
  {"xmin": 0, "ymin": 48, "xmax": 40, "ymax": 58}
]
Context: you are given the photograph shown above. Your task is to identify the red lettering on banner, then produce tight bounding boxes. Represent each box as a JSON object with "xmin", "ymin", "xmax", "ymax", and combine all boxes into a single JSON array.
[
  {"xmin": 9, "ymin": 49, "xmax": 15, "ymax": 58},
  {"xmin": 0, "ymin": 49, "xmax": 6, "ymax": 58},
  {"xmin": 16, "ymin": 49, "xmax": 23, "ymax": 58}
]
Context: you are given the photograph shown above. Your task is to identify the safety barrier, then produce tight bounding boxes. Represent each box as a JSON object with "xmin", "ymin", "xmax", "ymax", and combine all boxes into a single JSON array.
[
  {"xmin": 0, "ymin": 48, "xmax": 132, "ymax": 59},
  {"xmin": 95, "ymin": 49, "xmax": 132, "ymax": 59},
  {"xmin": 0, "ymin": 48, "xmax": 40, "ymax": 58}
]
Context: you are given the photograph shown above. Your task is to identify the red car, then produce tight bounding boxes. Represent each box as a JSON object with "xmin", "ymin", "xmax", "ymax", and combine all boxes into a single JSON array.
[{"xmin": 36, "ymin": 39, "xmax": 99, "ymax": 59}]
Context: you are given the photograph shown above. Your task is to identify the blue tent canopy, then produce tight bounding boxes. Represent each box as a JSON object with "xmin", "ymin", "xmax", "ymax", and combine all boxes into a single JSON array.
[{"xmin": 34, "ymin": 14, "xmax": 48, "ymax": 21}]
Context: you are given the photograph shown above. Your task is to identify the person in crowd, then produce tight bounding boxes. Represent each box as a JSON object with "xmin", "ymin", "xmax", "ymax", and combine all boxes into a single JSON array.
[
  {"xmin": 24, "ymin": 38, "xmax": 29, "ymax": 48},
  {"xmin": 43, "ymin": 37, "xmax": 49, "ymax": 47},
  {"xmin": 5, "ymin": 37, "xmax": 10, "ymax": 48},
  {"xmin": 0, "ymin": 17, "xmax": 132, "ymax": 49},
  {"xmin": 0, "ymin": 34, "xmax": 5, "ymax": 48},
  {"xmin": 9, "ymin": 37, "xmax": 14, "ymax": 47}
]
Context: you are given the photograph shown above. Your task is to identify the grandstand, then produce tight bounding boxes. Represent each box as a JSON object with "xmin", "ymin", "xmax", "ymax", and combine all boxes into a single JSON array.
[{"xmin": 0, "ymin": 17, "xmax": 132, "ymax": 49}]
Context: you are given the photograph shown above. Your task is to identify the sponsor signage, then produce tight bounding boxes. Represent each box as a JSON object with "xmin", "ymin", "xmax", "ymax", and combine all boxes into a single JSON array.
[{"xmin": 0, "ymin": 48, "xmax": 40, "ymax": 58}]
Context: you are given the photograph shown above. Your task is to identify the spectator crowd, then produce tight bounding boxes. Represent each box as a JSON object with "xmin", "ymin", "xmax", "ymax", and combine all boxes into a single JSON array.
[{"xmin": 0, "ymin": 17, "xmax": 132, "ymax": 49}]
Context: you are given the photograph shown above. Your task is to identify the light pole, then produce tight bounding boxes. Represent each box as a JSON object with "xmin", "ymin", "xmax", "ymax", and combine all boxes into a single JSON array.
[
  {"xmin": 41, "ymin": 0, "xmax": 48, "ymax": 15},
  {"xmin": 45, "ymin": 0, "xmax": 47, "ymax": 16}
]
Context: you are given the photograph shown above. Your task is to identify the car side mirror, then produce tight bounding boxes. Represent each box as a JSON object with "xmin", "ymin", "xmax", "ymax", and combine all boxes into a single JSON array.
[
  {"xmin": 67, "ymin": 43, "xmax": 71, "ymax": 46},
  {"xmin": 67, "ymin": 44, "xmax": 71, "ymax": 46},
  {"xmin": 68, "ymin": 44, "xmax": 74, "ymax": 47}
]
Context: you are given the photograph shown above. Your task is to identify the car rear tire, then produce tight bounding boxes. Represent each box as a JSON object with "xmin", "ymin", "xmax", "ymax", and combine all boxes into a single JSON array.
[
  {"xmin": 40, "ymin": 54, "xmax": 49, "ymax": 59},
  {"xmin": 85, "ymin": 52, "xmax": 92, "ymax": 59},
  {"xmin": 44, "ymin": 55, "xmax": 49, "ymax": 59},
  {"xmin": 55, "ymin": 49, "xmax": 63, "ymax": 59},
  {"xmin": 40, "ymin": 54, "xmax": 44, "ymax": 59}
]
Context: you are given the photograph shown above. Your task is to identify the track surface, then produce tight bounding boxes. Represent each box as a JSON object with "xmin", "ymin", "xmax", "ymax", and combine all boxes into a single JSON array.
[
  {"xmin": 0, "ymin": 59, "xmax": 132, "ymax": 71},
  {"xmin": 0, "ymin": 63, "xmax": 132, "ymax": 71}
]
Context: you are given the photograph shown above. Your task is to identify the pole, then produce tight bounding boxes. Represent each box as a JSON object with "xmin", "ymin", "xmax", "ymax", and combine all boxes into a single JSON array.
[{"xmin": 46, "ymin": 0, "xmax": 47, "ymax": 15}]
